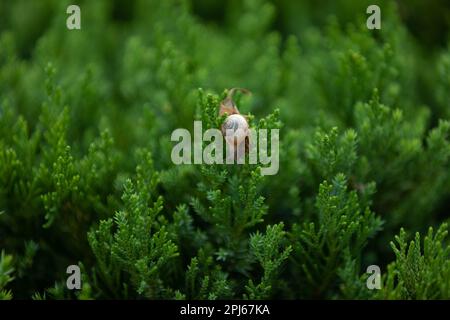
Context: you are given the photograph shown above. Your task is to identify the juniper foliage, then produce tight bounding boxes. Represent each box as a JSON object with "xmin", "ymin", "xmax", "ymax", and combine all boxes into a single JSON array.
[{"xmin": 0, "ymin": 0, "xmax": 450, "ymax": 299}]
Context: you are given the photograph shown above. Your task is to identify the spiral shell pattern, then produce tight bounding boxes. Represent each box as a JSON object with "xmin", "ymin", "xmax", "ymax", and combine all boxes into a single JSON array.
[{"xmin": 222, "ymin": 114, "xmax": 249, "ymax": 146}]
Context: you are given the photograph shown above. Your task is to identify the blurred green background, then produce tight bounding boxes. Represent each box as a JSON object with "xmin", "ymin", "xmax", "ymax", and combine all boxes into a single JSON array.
[{"xmin": 1, "ymin": 0, "xmax": 450, "ymax": 299}]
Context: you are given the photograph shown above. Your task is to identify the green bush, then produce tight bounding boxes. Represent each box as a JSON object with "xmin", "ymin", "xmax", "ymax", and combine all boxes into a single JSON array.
[{"xmin": 0, "ymin": 0, "xmax": 449, "ymax": 299}]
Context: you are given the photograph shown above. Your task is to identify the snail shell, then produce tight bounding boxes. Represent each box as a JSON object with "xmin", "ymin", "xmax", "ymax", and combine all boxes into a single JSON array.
[
  {"xmin": 222, "ymin": 113, "xmax": 249, "ymax": 146},
  {"xmin": 219, "ymin": 88, "xmax": 251, "ymax": 147}
]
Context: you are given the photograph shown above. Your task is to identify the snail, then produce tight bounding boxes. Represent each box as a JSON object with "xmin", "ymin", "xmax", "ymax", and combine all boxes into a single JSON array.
[{"xmin": 219, "ymin": 88, "xmax": 251, "ymax": 148}]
